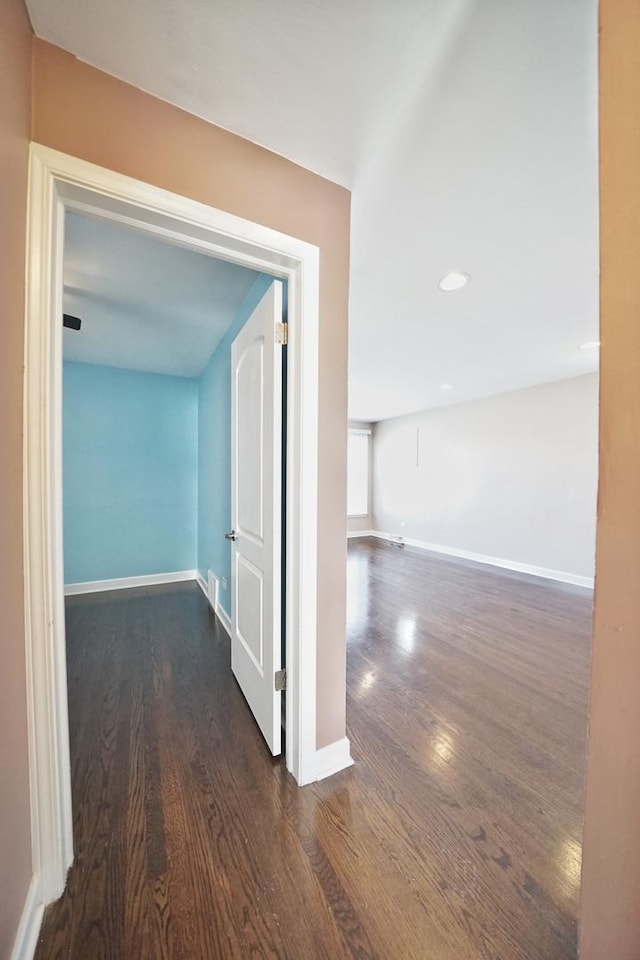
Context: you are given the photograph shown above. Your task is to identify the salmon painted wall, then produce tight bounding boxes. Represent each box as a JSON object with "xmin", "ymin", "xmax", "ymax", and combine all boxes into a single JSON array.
[
  {"xmin": 0, "ymin": 0, "xmax": 34, "ymax": 953},
  {"xmin": 580, "ymin": 1, "xmax": 640, "ymax": 956},
  {"xmin": 31, "ymin": 39, "xmax": 351, "ymax": 749}
]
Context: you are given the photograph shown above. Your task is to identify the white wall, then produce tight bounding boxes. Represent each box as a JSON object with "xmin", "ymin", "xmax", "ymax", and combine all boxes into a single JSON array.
[
  {"xmin": 347, "ymin": 421, "xmax": 374, "ymax": 534},
  {"xmin": 373, "ymin": 374, "xmax": 598, "ymax": 582}
]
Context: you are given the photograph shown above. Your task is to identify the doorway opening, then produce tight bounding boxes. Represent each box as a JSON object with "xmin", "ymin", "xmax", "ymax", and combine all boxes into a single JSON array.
[
  {"xmin": 62, "ymin": 209, "xmax": 286, "ymax": 752},
  {"xmin": 24, "ymin": 144, "xmax": 324, "ymax": 907}
]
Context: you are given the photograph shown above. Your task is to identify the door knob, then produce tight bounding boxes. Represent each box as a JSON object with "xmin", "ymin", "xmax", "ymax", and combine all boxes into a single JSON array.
[{"xmin": 225, "ymin": 530, "xmax": 237, "ymax": 541}]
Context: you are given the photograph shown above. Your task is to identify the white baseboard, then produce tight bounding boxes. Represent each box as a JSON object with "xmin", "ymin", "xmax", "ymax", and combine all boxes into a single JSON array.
[
  {"xmin": 196, "ymin": 573, "xmax": 208, "ymax": 600},
  {"xmin": 196, "ymin": 571, "xmax": 232, "ymax": 637},
  {"xmin": 10, "ymin": 876, "xmax": 43, "ymax": 960},
  {"xmin": 64, "ymin": 570, "xmax": 198, "ymax": 596},
  {"xmin": 310, "ymin": 737, "xmax": 354, "ymax": 782},
  {"xmin": 196, "ymin": 574, "xmax": 233, "ymax": 637},
  {"xmin": 206, "ymin": 570, "xmax": 219, "ymax": 609},
  {"xmin": 347, "ymin": 529, "xmax": 375, "ymax": 539},
  {"xmin": 215, "ymin": 602, "xmax": 232, "ymax": 638},
  {"xmin": 370, "ymin": 531, "xmax": 594, "ymax": 589}
]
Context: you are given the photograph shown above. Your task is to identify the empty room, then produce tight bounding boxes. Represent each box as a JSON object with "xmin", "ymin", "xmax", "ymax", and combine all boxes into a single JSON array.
[
  {"xmin": 345, "ymin": 1, "xmax": 599, "ymax": 953},
  {"xmin": 346, "ymin": 377, "xmax": 597, "ymax": 956},
  {"xmin": 4, "ymin": 0, "xmax": 640, "ymax": 959}
]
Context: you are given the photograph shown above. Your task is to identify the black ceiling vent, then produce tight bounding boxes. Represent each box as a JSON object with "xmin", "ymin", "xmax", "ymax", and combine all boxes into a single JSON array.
[{"xmin": 63, "ymin": 314, "xmax": 82, "ymax": 331}]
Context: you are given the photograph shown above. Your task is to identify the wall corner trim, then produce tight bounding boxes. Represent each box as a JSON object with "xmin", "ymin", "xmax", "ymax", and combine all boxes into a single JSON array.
[
  {"xmin": 347, "ymin": 529, "xmax": 376, "ymax": 539},
  {"xmin": 311, "ymin": 737, "xmax": 354, "ymax": 783},
  {"xmin": 368, "ymin": 532, "xmax": 595, "ymax": 589},
  {"xmin": 9, "ymin": 876, "xmax": 44, "ymax": 960},
  {"xmin": 64, "ymin": 570, "xmax": 198, "ymax": 596}
]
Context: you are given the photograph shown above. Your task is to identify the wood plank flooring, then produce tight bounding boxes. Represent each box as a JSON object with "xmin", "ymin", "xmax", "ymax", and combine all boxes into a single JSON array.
[{"xmin": 35, "ymin": 538, "xmax": 592, "ymax": 959}]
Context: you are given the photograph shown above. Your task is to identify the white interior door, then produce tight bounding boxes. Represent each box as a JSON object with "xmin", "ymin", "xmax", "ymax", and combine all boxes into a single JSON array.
[{"xmin": 230, "ymin": 280, "xmax": 284, "ymax": 755}]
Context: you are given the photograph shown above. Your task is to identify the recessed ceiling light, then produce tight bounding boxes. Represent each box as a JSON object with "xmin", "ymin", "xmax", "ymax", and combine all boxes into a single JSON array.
[
  {"xmin": 440, "ymin": 383, "xmax": 455, "ymax": 391},
  {"xmin": 579, "ymin": 341, "xmax": 600, "ymax": 351},
  {"xmin": 438, "ymin": 271, "xmax": 469, "ymax": 292}
]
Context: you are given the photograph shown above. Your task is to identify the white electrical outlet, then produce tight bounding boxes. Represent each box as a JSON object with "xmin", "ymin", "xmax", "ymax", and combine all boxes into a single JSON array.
[{"xmin": 222, "ymin": 577, "xmax": 227, "ymax": 591}]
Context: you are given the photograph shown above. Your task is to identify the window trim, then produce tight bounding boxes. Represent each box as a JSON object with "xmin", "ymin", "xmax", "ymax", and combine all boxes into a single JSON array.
[{"xmin": 347, "ymin": 427, "xmax": 371, "ymax": 518}]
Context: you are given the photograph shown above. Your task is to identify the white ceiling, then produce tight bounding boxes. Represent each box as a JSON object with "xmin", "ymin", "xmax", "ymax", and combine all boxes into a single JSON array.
[
  {"xmin": 348, "ymin": 0, "xmax": 600, "ymax": 420},
  {"xmin": 63, "ymin": 212, "xmax": 259, "ymax": 377},
  {"xmin": 25, "ymin": 0, "xmax": 471, "ymax": 189},
  {"xmin": 30, "ymin": 0, "xmax": 599, "ymax": 420}
]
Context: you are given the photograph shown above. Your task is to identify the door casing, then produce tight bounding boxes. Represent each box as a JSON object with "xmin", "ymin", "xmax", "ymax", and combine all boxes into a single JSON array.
[{"xmin": 23, "ymin": 143, "xmax": 323, "ymax": 905}]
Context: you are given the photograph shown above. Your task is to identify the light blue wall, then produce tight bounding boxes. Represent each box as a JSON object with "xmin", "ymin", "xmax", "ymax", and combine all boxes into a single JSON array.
[
  {"xmin": 63, "ymin": 362, "xmax": 198, "ymax": 583},
  {"xmin": 198, "ymin": 274, "xmax": 275, "ymax": 614},
  {"xmin": 63, "ymin": 274, "xmax": 275, "ymax": 592}
]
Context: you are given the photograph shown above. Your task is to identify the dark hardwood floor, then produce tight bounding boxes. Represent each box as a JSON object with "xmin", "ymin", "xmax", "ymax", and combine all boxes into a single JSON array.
[{"xmin": 35, "ymin": 538, "xmax": 592, "ymax": 959}]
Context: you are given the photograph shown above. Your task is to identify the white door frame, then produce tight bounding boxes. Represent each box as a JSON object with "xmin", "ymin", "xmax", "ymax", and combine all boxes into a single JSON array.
[{"xmin": 24, "ymin": 143, "xmax": 321, "ymax": 905}]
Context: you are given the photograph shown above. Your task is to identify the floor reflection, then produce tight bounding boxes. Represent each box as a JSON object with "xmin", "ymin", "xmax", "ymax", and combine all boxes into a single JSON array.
[{"xmin": 343, "ymin": 535, "xmax": 591, "ymax": 960}]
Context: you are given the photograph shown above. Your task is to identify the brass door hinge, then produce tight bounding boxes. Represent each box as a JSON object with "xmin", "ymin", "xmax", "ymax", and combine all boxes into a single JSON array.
[{"xmin": 275, "ymin": 322, "xmax": 288, "ymax": 346}]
